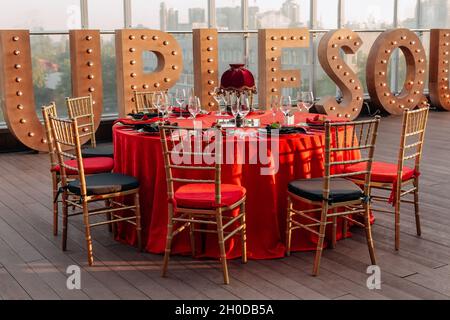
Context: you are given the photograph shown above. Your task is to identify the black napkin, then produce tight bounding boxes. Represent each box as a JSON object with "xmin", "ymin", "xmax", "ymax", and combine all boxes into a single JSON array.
[
  {"xmin": 135, "ymin": 121, "xmax": 178, "ymax": 133},
  {"xmin": 128, "ymin": 112, "xmax": 159, "ymax": 120},
  {"xmin": 134, "ymin": 123, "xmax": 160, "ymax": 133},
  {"xmin": 265, "ymin": 126, "xmax": 307, "ymax": 135}
]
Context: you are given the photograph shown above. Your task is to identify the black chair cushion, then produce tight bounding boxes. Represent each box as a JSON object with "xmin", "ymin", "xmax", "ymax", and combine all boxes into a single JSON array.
[
  {"xmin": 68, "ymin": 173, "xmax": 139, "ymax": 196},
  {"xmin": 82, "ymin": 144, "xmax": 114, "ymax": 158},
  {"xmin": 288, "ymin": 177, "xmax": 363, "ymax": 203}
]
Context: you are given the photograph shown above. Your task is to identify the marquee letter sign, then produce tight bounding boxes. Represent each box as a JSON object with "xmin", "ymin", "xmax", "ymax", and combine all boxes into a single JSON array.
[
  {"xmin": 115, "ymin": 29, "xmax": 183, "ymax": 117},
  {"xmin": 69, "ymin": 30, "xmax": 103, "ymax": 132},
  {"xmin": 258, "ymin": 28, "xmax": 309, "ymax": 108},
  {"xmin": 3, "ymin": 27, "xmax": 450, "ymax": 152},
  {"xmin": 316, "ymin": 29, "xmax": 363, "ymax": 120},
  {"xmin": 193, "ymin": 28, "xmax": 218, "ymax": 111},
  {"xmin": 429, "ymin": 29, "xmax": 450, "ymax": 111},
  {"xmin": 0, "ymin": 30, "xmax": 47, "ymax": 151},
  {"xmin": 0, "ymin": 29, "xmax": 103, "ymax": 151},
  {"xmin": 366, "ymin": 29, "xmax": 428, "ymax": 115}
]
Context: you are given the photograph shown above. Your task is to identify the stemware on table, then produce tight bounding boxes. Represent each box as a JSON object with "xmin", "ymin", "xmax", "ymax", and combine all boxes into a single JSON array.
[
  {"xmin": 212, "ymin": 87, "xmax": 225, "ymax": 116},
  {"xmin": 175, "ymin": 88, "xmax": 187, "ymax": 119},
  {"xmin": 188, "ymin": 96, "xmax": 201, "ymax": 119},
  {"xmin": 230, "ymin": 93, "xmax": 240, "ymax": 125},
  {"xmin": 239, "ymin": 95, "xmax": 251, "ymax": 124},
  {"xmin": 153, "ymin": 91, "xmax": 166, "ymax": 118},
  {"xmin": 270, "ymin": 95, "xmax": 280, "ymax": 122},
  {"xmin": 297, "ymin": 91, "xmax": 315, "ymax": 113},
  {"xmin": 280, "ymin": 95, "xmax": 292, "ymax": 125},
  {"xmin": 165, "ymin": 93, "xmax": 173, "ymax": 119}
]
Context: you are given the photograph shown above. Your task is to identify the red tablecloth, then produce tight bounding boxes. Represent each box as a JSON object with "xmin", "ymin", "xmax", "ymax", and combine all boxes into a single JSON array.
[{"xmin": 113, "ymin": 111, "xmax": 359, "ymax": 259}]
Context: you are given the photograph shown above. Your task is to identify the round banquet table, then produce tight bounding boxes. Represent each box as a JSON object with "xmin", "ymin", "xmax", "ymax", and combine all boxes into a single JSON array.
[{"xmin": 113, "ymin": 111, "xmax": 359, "ymax": 260}]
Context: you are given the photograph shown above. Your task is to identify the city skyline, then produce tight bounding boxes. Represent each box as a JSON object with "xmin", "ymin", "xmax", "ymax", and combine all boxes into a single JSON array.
[{"xmin": 2, "ymin": 0, "xmax": 446, "ymax": 31}]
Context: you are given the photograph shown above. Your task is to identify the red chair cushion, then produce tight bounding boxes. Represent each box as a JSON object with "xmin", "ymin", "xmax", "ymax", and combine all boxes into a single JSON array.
[
  {"xmin": 343, "ymin": 161, "xmax": 416, "ymax": 183},
  {"xmin": 174, "ymin": 183, "xmax": 246, "ymax": 209},
  {"xmin": 51, "ymin": 157, "xmax": 114, "ymax": 175}
]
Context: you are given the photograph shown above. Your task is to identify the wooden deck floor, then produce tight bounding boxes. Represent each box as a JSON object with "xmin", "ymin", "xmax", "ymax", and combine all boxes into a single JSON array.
[{"xmin": 1, "ymin": 111, "xmax": 450, "ymax": 300}]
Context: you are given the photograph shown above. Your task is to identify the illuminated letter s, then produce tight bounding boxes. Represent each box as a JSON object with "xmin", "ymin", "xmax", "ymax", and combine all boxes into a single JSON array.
[{"xmin": 316, "ymin": 29, "xmax": 364, "ymax": 120}]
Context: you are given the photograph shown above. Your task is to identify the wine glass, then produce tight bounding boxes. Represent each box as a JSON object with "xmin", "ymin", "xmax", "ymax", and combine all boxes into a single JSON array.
[
  {"xmin": 153, "ymin": 92, "xmax": 164, "ymax": 118},
  {"xmin": 221, "ymin": 91, "xmax": 231, "ymax": 115},
  {"xmin": 280, "ymin": 95, "xmax": 292, "ymax": 125},
  {"xmin": 230, "ymin": 94, "xmax": 240, "ymax": 125},
  {"xmin": 239, "ymin": 96, "xmax": 251, "ymax": 122},
  {"xmin": 212, "ymin": 87, "xmax": 224, "ymax": 116},
  {"xmin": 175, "ymin": 88, "xmax": 186, "ymax": 119},
  {"xmin": 188, "ymin": 96, "xmax": 200, "ymax": 119},
  {"xmin": 165, "ymin": 93, "xmax": 173, "ymax": 119},
  {"xmin": 159, "ymin": 93, "xmax": 169, "ymax": 120},
  {"xmin": 270, "ymin": 95, "xmax": 280, "ymax": 121},
  {"xmin": 298, "ymin": 91, "xmax": 315, "ymax": 113}
]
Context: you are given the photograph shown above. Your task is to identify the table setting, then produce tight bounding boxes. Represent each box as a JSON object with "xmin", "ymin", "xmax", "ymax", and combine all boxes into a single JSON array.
[{"xmin": 112, "ymin": 87, "xmax": 358, "ymax": 260}]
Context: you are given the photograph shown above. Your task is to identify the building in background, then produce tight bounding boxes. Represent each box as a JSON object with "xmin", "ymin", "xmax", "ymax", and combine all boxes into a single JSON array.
[
  {"xmin": 216, "ymin": 6, "xmax": 241, "ymax": 30},
  {"xmin": 420, "ymin": 0, "xmax": 449, "ymax": 27}
]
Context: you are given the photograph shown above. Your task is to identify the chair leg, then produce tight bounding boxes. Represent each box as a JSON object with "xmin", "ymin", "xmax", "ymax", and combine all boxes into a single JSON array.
[
  {"xmin": 162, "ymin": 203, "xmax": 174, "ymax": 277},
  {"xmin": 394, "ymin": 192, "xmax": 401, "ymax": 251},
  {"xmin": 285, "ymin": 197, "xmax": 293, "ymax": 256},
  {"xmin": 342, "ymin": 216, "xmax": 348, "ymax": 239},
  {"xmin": 134, "ymin": 193, "xmax": 142, "ymax": 252},
  {"xmin": 312, "ymin": 204, "xmax": 328, "ymax": 276},
  {"xmin": 331, "ymin": 210, "xmax": 337, "ymax": 249},
  {"xmin": 364, "ymin": 202, "xmax": 376, "ymax": 265},
  {"xmin": 216, "ymin": 209, "xmax": 229, "ymax": 285},
  {"xmin": 110, "ymin": 200, "xmax": 117, "ymax": 237},
  {"xmin": 105, "ymin": 200, "xmax": 112, "ymax": 233},
  {"xmin": 61, "ymin": 191, "xmax": 69, "ymax": 251},
  {"xmin": 413, "ymin": 178, "xmax": 421, "ymax": 237},
  {"xmin": 52, "ymin": 173, "xmax": 59, "ymax": 236},
  {"xmin": 188, "ymin": 213, "xmax": 196, "ymax": 257},
  {"xmin": 240, "ymin": 200, "xmax": 247, "ymax": 264},
  {"xmin": 82, "ymin": 200, "xmax": 94, "ymax": 266}
]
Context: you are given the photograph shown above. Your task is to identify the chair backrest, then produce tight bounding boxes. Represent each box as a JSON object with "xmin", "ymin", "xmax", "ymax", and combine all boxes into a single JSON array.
[
  {"xmin": 66, "ymin": 94, "xmax": 96, "ymax": 148},
  {"xmin": 48, "ymin": 115, "xmax": 87, "ymax": 196},
  {"xmin": 324, "ymin": 116, "xmax": 381, "ymax": 200},
  {"xmin": 41, "ymin": 102, "xmax": 58, "ymax": 168},
  {"xmin": 133, "ymin": 90, "xmax": 156, "ymax": 113},
  {"xmin": 397, "ymin": 106, "xmax": 429, "ymax": 177},
  {"xmin": 159, "ymin": 125, "xmax": 222, "ymax": 206}
]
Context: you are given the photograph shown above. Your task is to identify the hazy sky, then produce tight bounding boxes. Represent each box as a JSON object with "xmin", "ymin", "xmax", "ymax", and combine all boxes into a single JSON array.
[{"xmin": 0, "ymin": 0, "xmax": 417, "ymax": 30}]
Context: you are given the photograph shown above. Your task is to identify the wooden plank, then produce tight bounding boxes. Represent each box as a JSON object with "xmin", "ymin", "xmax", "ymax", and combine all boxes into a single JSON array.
[
  {"xmin": 110, "ymin": 244, "xmax": 209, "ymax": 300},
  {"xmin": 0, "ymin": 267, "xmax": 30, "ymax": 300},
  {"xmin": 0, "ymin": 197, "xmax": 119, "ymax": 299},
  {"xmin": 0, "ymin": 238, "xmax": 60, "ymax": 300},
  {"xmin": 289, "ymin": 253, "xmax": 390, "ymax": 300},
  {"xmin": 258, "ymin": 258, "xmax": 347, "ymax": 299},
  {"xmin": 0, "ymin": 206, "xmax": 44, "ymax": 263},
  {"xmin": 245, "ymin": 260, "xmax": 329, "ymax": 299}
]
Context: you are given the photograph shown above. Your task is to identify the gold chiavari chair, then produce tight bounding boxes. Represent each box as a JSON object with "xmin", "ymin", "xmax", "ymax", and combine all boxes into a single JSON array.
[
  {"xmin": 159, "ymin": 125, "xmax": 247, "ymax": 284},
  {"xmin": 133, "ymin": 90, "xmax": 156, "ymax": 113},
  {"xmin": 42, "ymin": 103, "xmax": 60, "ymax": 235},
  {"xmin": 286, "ymin": 117, "xmax": 381, "ymax": 276},
  {"xmin": 42, "ymin": 104, "xmax": 114, "ymax": 236},
  {"xmin": 66, "ymin": 94, "xmax": 113, "ymax": 158},
  {"xmin": 343, "ymin": 107, "xmax": 429, "ymax": 250},
  {"xmin": 49, "ymin": 115, "xmax": 142, "ymax": 265}
]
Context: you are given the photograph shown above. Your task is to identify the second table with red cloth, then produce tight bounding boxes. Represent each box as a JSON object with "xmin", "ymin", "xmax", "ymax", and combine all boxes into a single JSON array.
[{"xmin": 113, "ymin": 111, "xmax": 362, "ymax": 259}]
